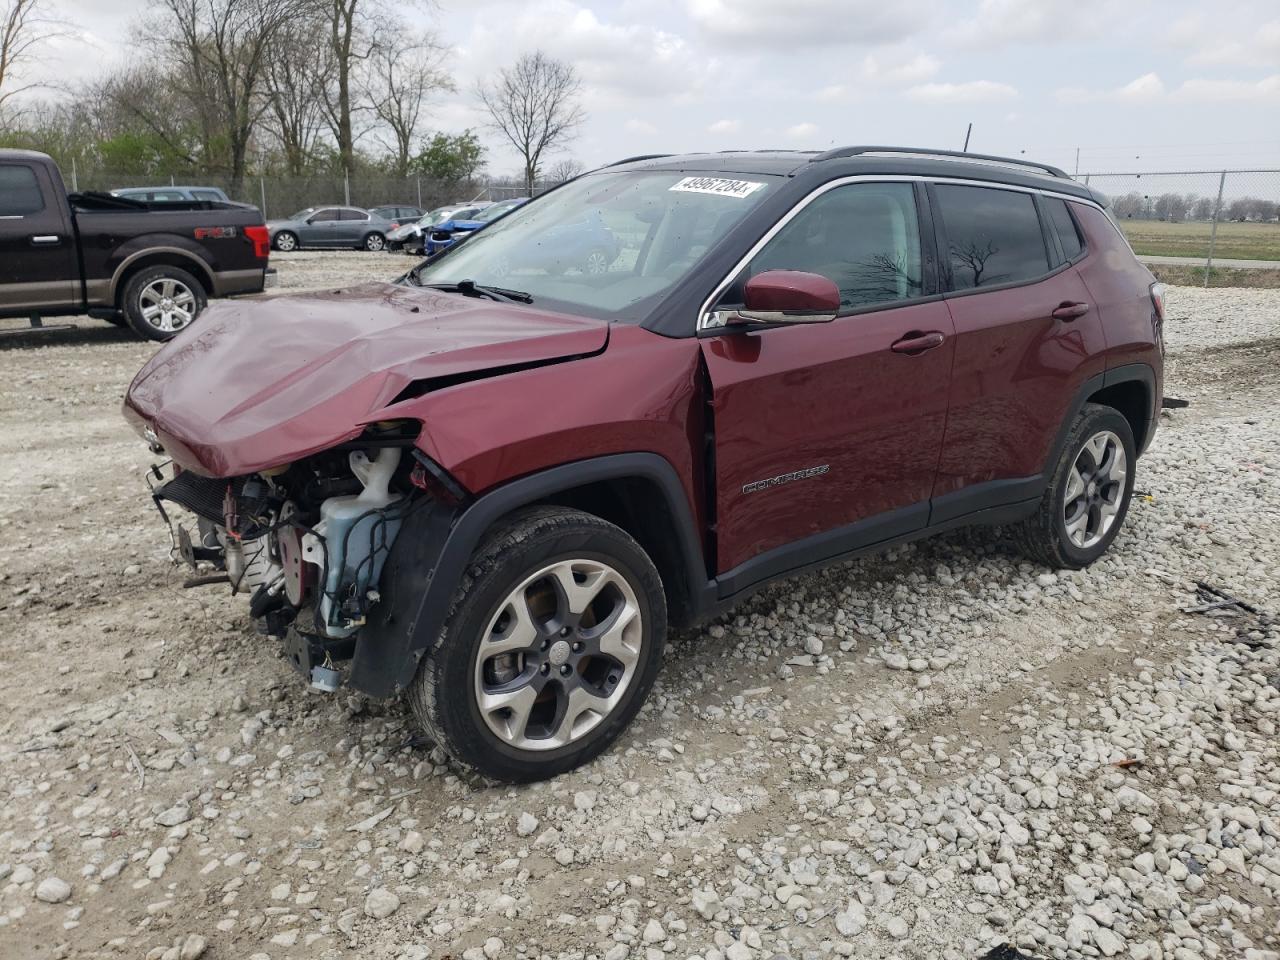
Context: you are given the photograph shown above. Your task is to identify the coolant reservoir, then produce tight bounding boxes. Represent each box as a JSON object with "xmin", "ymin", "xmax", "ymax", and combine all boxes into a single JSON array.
[{"xmin": 315, "ymin": 447, "xmax": 404, "ymax": 637}]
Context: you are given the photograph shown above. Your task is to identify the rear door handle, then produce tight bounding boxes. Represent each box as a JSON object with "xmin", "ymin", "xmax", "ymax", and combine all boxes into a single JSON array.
[
  {"xmin": 1051, "ymin": 301, "xmax": 1090, "ymax": 321},
  {"xmin": 30, "ymin": 234, "xmax": 61, "ymax": 246},
  {"xmin": 891, "ymin": 331, "xmax": 946, "ymax": 354}
]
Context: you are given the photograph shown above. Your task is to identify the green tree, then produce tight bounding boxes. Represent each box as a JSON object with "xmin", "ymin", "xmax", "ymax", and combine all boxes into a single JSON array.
[{"xmin": 411, "ymin": 129, "xmax": 485, "ymax": 182}]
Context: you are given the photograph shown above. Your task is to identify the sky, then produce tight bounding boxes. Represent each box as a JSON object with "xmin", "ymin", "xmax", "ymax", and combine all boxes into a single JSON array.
[{"xmin": 20, "ymin": 0, "xmax": 1280, "ymax": 177}]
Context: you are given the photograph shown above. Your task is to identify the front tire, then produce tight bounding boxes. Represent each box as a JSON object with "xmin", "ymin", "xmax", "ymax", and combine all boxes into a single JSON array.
[
  {"xmin": 1013, "ymin": 403, "xmax": 1136, "ymax": 569},
  {"xmin": 408, "ymin": 507, "xmax": 667, "ymax": 782},
  {"xmin": 121, "ymin": 266, "xmax": 207, "ymax": 342},
  {"xmin": 273, "ymin": 231, "xmax": 298, "ymax": 252}
]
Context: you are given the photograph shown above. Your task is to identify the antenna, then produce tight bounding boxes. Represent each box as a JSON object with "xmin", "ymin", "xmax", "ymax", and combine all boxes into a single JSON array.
[{"xmin": 962, "ymin": 123, "xmax": 972, "ymax": 152}]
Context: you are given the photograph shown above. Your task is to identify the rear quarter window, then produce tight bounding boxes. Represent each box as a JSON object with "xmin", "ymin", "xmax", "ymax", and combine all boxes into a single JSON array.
[
  {"xmin": 934, "ymin": 184, "xmax": 1050, "ymax": 290},
  {"xmin": 1043, "ymin": 197, "xmax": 1084, "ymax": 261},
  {"xmin": 0, "ymin": 165, "xmax": 46, "ymax": 216}
]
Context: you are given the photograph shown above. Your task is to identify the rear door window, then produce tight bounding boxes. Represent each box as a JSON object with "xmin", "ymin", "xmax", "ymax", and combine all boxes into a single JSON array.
[
  {"xmin": 934, "ymin": 184, "xmax": 1050, "ymax": 290},
  {"xmin": 192, "ymin": 190, "xmax": 223, "ymax": 202},
  {"xmin": 340, "ymin": 209, "xmax": 369, "ymax": 221},
  {"xmin": 0, "ymin": 165, "xmax": 46, "ymax": 216},
  {"xmin": 1043, "ymin": 197, "xmax": 1084, "ymax": 261}
]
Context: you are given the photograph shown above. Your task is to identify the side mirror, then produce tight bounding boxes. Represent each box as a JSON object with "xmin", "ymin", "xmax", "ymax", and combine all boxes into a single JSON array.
[{"xmin": 734, "ymin": 270, "xmax": 840, "ymax": 325}]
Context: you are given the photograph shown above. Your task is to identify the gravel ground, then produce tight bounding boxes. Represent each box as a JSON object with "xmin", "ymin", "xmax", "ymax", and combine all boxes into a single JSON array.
[{"xmin": 0, "ymin": 260, "xmax": 1278, "ymax": 960}]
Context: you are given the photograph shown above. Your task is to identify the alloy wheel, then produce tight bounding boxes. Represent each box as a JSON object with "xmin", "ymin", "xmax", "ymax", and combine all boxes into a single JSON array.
[
  {"xmin": 1064, "ymin": 430, "xmax": 1127, "ymax": 549},
  {"xmin": 584, "ymin": 250, "xmax": 609, "ymax": 275},
  {"xmin": 138, "ymin": 277, "xmax": 197, "ymax": 334},
  {"xmin": 365, "ymin": 233, "xmax": 385, "ymax": 251},
  {"xmin": 473, "ymin": 558, "xmax": 643, "ymax": 752},
  {"xmin": 275, "ymin": 232, "xmax": 296, "ymax": 252}
]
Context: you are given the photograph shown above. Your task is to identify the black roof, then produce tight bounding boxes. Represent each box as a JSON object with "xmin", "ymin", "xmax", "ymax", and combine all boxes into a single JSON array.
[{"xmin": 609, "ymin": 146, "xmax": 1102, "ymax": 204}]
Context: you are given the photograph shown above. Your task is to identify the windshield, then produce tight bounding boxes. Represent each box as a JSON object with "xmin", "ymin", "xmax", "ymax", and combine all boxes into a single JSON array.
[
  {"xmin": 476, "ymin": 199, "xmax": 523, "ymax": 222},
  {"xmin": 411, "ymin": 171, "xmax": 775, "ymax": 320},
  {"xmin": 289, "ymin": 207, "xmax": 315, "ymax": 220}
]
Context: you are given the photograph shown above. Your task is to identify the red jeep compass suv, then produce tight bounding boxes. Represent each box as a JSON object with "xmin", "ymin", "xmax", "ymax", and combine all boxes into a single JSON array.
[{"xmin": 125, "ymin": 146, "xmax": 1164, "ymax": 781}]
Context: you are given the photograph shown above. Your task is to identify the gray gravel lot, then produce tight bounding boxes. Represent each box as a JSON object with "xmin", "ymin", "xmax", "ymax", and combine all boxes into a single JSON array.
[{"xmin": 0, "ymin": 256, "xmax": 1277, "ymax": 960}]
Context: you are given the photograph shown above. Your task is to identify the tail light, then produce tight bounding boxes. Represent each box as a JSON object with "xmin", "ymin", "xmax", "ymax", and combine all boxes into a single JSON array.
[
  {"xmin": 245, "ymin": 225, "xmax": 270, "ymax": 260},
  {"xmin": 1150, "ymin": 281, "xmax": 1166, "ymax": 356},
  {"xmin": 1149, "ymin": 282, "xmax": 1166, "ymax": 322}
]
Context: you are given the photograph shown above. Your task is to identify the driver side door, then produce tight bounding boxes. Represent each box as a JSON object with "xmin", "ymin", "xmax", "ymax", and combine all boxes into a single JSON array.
[{"xmin": 700, "ymin": 180, "xmax": 956, "ymax": 590}]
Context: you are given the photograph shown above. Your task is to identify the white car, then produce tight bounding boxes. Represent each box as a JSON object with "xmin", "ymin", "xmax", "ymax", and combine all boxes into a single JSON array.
[{"xmin": 386, "ymin": 203, "xmax": 492, "ymax": 253}]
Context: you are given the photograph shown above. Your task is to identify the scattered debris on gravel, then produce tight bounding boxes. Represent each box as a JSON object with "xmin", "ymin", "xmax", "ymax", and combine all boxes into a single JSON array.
[{"xmin": 1, "ymin": 272, "xmax": 1277, "ymax": 960}]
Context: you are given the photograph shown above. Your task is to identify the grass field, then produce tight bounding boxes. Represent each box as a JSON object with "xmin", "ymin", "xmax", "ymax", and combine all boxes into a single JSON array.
[{"xmin": 1117, "ymin": 219, "xmax": 1280, "ymax": 262}]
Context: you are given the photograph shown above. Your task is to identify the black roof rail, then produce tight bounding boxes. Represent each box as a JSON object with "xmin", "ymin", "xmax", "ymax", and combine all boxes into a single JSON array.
[
  {"xmin": 606, "ymin": 154, "xmax": 673, "ymax": 167},
  {"xmin": 810, "ymin": 145, "xmax": 1070, "ymax": 179}
]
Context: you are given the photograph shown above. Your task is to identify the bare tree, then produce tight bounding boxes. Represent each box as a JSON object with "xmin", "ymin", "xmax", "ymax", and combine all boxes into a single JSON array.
[
  {"xmin": 368, "ymin": 30, "xmax": 451, "ymax": 177},
  {"xmin": 263, "ymin": 17, "xmax": 330, "ymax": 175},
  {"xmin": 131, "ymin": 0, "xmax": 303, "ymax": 195},
  {"xmin": 478, "ymin": 51, "xmax": 584, "ymax": 193},
  {"xmin": 0, "ymin": 0, "xmax": 66, "ymax": 112},
  {"xmin": 546, "ymin": 157, "xmax": 584, "ymax": 184}
]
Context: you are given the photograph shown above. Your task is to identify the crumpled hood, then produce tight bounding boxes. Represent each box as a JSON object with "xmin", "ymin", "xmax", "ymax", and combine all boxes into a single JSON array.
[{"xmin": 124, "ymin": 281, "xmax": 609, "ymax": 477}]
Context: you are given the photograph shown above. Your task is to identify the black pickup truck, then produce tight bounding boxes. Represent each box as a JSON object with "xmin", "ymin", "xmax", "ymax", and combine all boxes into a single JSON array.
[{"xmin": 0, "ymin": 149, "xmax": 270, "ymax": 341}]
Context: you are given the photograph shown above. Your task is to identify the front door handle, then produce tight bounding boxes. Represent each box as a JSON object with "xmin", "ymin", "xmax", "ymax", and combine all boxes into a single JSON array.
[
  {"xmin": 1051, "ymin": 301, "xmax": 1090, "ymax": 321},
  {"xmin": 30, "ymin": 234, "xmax": 61, "ymax": 246},
  {"xmin": 891, "ymin": 331, "xmax": 946, "ymax": 355}
]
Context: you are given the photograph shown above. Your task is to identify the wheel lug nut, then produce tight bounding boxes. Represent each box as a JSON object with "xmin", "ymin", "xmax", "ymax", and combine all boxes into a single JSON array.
[
  {"xmin": 572, "ymin": 642, "xmax": 583, "ymax": 653},
  {"xmin": 559, "ymin": 664, "xmax": 572, "ymax": 676},
  {"xmin": 540, "ymin": 663, "xmax": 550, "ymax": 675},
  {"xmin": 559, "ymin": 627, "xmax": 571, "ymax": 637}
]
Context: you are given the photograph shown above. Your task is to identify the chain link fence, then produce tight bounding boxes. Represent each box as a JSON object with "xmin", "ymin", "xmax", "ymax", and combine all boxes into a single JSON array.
[
  {"xmin": 61, "ymin": 164, "xmax": 1280, "ymax": 286},
  {"xmin": 66, "ymin": 168, "xmax": 552, "ymax": 220},
  {"xmin": 1074, "ymin": 169, "xmax": 1280, "ymax": 285}
]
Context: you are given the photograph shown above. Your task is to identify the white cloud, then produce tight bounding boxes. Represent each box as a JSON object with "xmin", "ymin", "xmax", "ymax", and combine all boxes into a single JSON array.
[
  {"xmin": 785, "ymin": 122, "xmax": 819, "ymax": 139},
  {"xmin": 904, "ymin": 80, "xmax": 1017, "ymax": 103},
  {"xmin": 1173, "ymin": 75, "xmax": 1280, "ymax": 103},
  {"xmin": 1056, "ymin": 73, "xmax": 1165, "ymax": 104},
  {"xmin": 707, "ymin": 119, "xmax": 741, "ymax": 135},
  {"xmin": 1164, "ymin": 14, "xmax": 1280, "ymax": 68},
  {"xmin": 625, "ymin": 119, "xmax": 658, "ymax": 135},
  {"xmin": 687, "ymin": 0, "xmax": 930, "ymax": 48},
  {"xmin": 467, "ymin": 1, "xmax": 709, "ymax": 100},
  {"xmin": 950, "ymin": 0, "xmax": 1117, "ymax": 46},
  {"xmin": 861, "ymin": 51, "xmax": 941, "ymax": 86}
]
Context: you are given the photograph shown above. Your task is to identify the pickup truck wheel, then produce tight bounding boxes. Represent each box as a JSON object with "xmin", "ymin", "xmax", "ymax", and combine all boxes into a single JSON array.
[
  {"xmin": 363, "ymin": 232, "xmax": 385, "ymax": 252},
  {"xmin": 408, "ymin": 506, "xmax": 666, "ymax": 782},
  {"xmin": 273, "ymin": 231, "xmax": 298, "ymax": 252},
  {"xmin": 122, "ymin": 266, "xmax": 207, "ymax": 341},
  {"xmin": 1013, "ymin": 403, "xmax": 1136, "ymax": 569}
]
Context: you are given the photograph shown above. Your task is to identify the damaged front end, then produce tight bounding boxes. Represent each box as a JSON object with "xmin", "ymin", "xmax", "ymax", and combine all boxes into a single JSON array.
[{"xmin": 146, "ymin": 421, "xmax": 457, "ymax": 691}]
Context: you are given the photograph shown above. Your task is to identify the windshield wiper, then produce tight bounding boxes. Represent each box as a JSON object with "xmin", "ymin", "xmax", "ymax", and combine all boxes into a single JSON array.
[{"xmin": 422, "ymin": 279, "xmax": 533, "ymax": 303}]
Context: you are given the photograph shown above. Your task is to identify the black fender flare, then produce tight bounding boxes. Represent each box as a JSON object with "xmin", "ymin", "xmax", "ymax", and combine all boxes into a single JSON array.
[
  {"xmin": 347, "ymin": 452, "xmax": 708, "ymax": 698},
  {"xmin": 1045, "ymin": 362, "xmax": 1159, "ymax": 476}
]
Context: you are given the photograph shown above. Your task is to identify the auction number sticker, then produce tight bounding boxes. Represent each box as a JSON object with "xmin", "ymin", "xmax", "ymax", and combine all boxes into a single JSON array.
[{"xmin": 669, "ymin": 176, "xmax": 765, "ymax": 199}]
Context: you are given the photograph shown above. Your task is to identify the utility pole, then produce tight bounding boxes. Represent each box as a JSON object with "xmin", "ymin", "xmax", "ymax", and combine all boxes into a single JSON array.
[
  {"xmin": 962, "ymin": 123, "xmax": 972, "ymax": 152},
  {"xmin": 1074, "ymin": 147, "xmax": 1080, "ymax": 176}
]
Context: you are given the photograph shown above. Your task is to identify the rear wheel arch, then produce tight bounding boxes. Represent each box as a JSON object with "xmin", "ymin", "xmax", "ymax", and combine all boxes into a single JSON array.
[
  {"xmin": 1086, "ymin": 377, "xmax": 1151, "ymax": 453},
  {"xmin": 112, "ymin": 250, "xmax": 214, "ymax": 307}
]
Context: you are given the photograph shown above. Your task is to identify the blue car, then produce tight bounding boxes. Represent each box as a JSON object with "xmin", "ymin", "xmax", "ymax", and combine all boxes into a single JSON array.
[{"xmin": 423, "ymin": 197, "xmax": 529, "ymax": 257}]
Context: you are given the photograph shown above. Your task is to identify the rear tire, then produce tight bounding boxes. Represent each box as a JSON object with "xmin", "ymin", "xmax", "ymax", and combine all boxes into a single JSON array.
[
  {"xmin": 121, "ymin": 265, "xmax": 207, "ymax": 342},
  {"xmin": 1013, "ymin": 403, "xmax": 1136, "ymax": 569},
  {"xmin": 363, "ymin": 232, "xmax": 385, "ymax": 252},
  {"xmin": 408, "ymin": 507, "xmax": 667, "ymax": 782}
]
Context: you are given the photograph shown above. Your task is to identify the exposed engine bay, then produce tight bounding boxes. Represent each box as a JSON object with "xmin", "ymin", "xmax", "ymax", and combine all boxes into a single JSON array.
[{"xmin": 146, "ymin": 422, "xmax": 444, "ymax": 690}]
